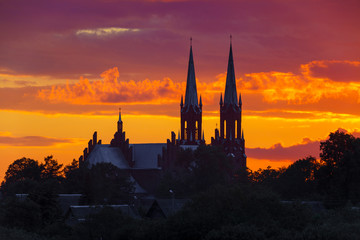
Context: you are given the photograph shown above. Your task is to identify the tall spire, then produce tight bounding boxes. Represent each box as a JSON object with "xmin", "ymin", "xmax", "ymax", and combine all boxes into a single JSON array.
[
  {"xmin": 184, "ymin": 38, "xmax": 198, "ymax": 107},
  {"xmin": 118, "ymin": 108, "xmax": 122, "ymax": 123},
  {"xmin": 224, "ymin": 36, "xmax": 238, "ymax": 106}
]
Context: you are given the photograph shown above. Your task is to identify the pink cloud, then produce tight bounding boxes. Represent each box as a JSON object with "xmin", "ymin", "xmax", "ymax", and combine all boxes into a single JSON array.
[
  {"xmin": 246, "ymin": 138, "xmax": 320, "ymax": 162},
  {"xmin": 247, "ymin": 128, "xmax": 360, "ymax": 162}
]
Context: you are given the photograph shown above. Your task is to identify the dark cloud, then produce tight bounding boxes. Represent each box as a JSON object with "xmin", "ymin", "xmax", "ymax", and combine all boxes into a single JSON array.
[{"xmin": 0, "ymin": 135, "xmax": 74, "ymax": 147}]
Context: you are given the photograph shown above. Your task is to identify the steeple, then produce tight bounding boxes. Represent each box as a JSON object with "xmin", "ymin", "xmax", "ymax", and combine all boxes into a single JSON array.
[
  {"xmin": 117, "ymin": 108, "xmax": 123, "ymax": 132},
  {"xmin": 184, "ymin": 38, "xmax": 198, "ymax": 107},
  {"xmin": 224, "ymin": 36, "xmax": 238, "ymax": 106},
  {"xmin": 180, "ymin": 39, "xmax": 203, "ymax": 144},
  {"xmin": 118, "ymin": 108, "xmax": 122, "ymax": 123}
]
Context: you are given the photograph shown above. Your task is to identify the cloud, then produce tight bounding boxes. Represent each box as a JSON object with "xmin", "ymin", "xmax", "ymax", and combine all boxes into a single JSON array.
[
  {"xmin": 37, "ymin": 67, "xmax": 187, "ymax": 104},
  {"xmin": 37, "ymin": 67, "xmax": 227, "ymax": 105},
  {"xmin": 0, "ymin": 134, "xmax": 75, "ymax": 147},
  {"xmin": 238, "ymin": 60, "xmax": 360, "ymax": 104},
  {"xmin": 246, "ymin": 138, "xmax": 320, "ymax": 161},
  {"xmin": 303, "ymin": 60, "xmax": 360, "ymax": 83},
  {"xmin": 76, "ymin": 27, "xmax": 140, "ymax": 37},
  {"xmin": 246, "ymin": 128, "xmax": 360, "ymax": 162}
]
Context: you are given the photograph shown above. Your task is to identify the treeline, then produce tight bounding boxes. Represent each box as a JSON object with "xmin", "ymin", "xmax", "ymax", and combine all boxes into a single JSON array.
[
  {"xmin": 159, "ymin": 130, "xmax": 360, "ymax": 206},
  {"xmin": 1, "ymin": 130, "xmax": 360, "ymax": 239}
]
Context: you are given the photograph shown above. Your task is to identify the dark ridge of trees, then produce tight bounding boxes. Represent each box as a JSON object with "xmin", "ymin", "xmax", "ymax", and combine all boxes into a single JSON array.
[{"xmin": 2, "ymin": 130, "xmax": 360, "ymax": 239}]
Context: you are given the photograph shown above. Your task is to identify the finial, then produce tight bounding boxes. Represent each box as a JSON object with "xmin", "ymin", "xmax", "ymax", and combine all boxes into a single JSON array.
[
  {"xmin": 190, "ymin": 37, "xmax": 192, "ymax": 47},
  {"xmin": 199, "ymin": 95, "xmax": 202, "ymax": 107},
  {"xmin": 230, "ymin": 34, "xmax": 232, "ymax": 45}
]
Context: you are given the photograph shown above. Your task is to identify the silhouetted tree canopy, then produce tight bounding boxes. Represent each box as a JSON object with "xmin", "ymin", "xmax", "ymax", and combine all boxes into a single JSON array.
[{"xmin": 4, "ymin": 157, "xmax": 41, "ymax": 183}]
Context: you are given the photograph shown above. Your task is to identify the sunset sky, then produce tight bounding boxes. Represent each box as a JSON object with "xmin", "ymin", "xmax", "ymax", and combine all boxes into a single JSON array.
[{"xmin": 1, "ymin": 0, "xmax": 360, "ymax": 180}]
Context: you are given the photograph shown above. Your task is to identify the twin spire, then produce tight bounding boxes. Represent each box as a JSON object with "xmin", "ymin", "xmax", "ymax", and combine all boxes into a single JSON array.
[
  {"xmin": 184, "ymin": 37, "xmax": 240, "ymax": 109},
  {"xmin": 184, "ymin": 39, "xmax": 199, "ymax": 107},
  {"xmin": 224, "ymin": 40, "xmax": 238, "ymax": 106}
]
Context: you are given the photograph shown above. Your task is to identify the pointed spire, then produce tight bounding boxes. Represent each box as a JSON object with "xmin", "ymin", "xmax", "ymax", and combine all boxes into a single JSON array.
[
  {"xmin": 202, "ymin": 130, "xmax": 205, "ymax": 141},
  {"xmin": 220, "ymin": 93, "xmax": 223, "ymax": 106},
  {"xmin": 118, "ymin": 108, "xmax": 122, "ymax": 123},
  {"xmin": 178, "ymin": 130, "xmax": 180, "ymax": 141},
  {"xmin": 184, "ymin": 39, "xmax": 198, "ymax": 107},
  {"xmin": 224, "ymin": 36, "xmax": 238, "ymax": 106},
  {"xmin": 239, "ymin": 93, "xmax": 242, "ymax": 106},
  {"xmin": 180, "ymin": 95, "xmax": 183, "ymax": 107},
  {"xmin": 242, "ymin": 130, "xmax": 244, "ymax": 140},
  {"xmin": 199, "ymin": 95, "xmax": 202, "ymax": 107}
]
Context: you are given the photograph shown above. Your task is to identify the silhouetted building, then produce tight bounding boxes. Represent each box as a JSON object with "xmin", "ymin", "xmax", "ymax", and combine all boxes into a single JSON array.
[
  {"xmin": 180, "ymin": 43, "xmax": 204, "ymax": 145},
  {"xmin": 211, "ymin": 40, "xmax": 246, "ymax": 170},
  {"xmin": 79, "ymin": 39, "xmax": 246, "ymax": 194}
]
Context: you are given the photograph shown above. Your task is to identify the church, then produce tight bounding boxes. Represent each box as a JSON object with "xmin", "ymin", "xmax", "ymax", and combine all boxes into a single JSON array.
[{"xmin": 78, "ymin": 40, "xmax": 246, "ymax": 195}]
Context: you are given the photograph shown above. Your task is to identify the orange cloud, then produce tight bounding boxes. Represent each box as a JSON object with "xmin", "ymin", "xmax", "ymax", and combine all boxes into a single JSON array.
[
  {"xmin": 37, "ymin": 67, "xmax": 226, "ymax": 106},
  {"xmin": 38, "ymin": 67, "xmax": 186, "ymax": 105},
  {"xmin": 238, "ymin": 60, "xmax": 360, "ymax": 104}
]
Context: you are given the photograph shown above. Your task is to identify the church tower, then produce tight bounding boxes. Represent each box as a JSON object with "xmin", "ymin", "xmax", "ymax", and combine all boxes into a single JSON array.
[
  {"xmin": 212, "ymin": 38, "xmax": 246, "ymax": 169},
  {"xmin": 180, "ymin": 40, "xmax": 204, "ymax": 145}
]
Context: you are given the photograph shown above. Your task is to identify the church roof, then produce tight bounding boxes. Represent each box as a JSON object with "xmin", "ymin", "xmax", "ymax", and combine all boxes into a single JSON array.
[
  {"xmin": 224, "ymin": 42, "xmax": 238, "ymax": 106},
  {"xmin": 131, "ymin": 143, "xmax": 165, "ymax": 169},
  {"xmin": 87, "ymin": 144, "xmax": 130, "ymax": 169},
  {"xmin": 184, "ymin": 45, "xmax": 198, "ymax": 107}
]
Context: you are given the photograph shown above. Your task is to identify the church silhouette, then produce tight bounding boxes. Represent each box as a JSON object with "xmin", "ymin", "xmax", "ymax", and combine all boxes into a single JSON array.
[{"xmin": 78, "ymin": 39, "xmax": 246, "ymax": 195}]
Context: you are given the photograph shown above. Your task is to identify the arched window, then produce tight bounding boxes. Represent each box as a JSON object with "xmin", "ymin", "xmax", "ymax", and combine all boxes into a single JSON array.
[
  {"xmin": 224, "ymin": 120, "xmax": 226, "ymax": 139},
  {"xmin": 184, "ymin": 121, "xmax": 187, "ymax": 140},
  {"xmin": 235, "ymin": 120, "xmax": 237, "ymax": 139}
]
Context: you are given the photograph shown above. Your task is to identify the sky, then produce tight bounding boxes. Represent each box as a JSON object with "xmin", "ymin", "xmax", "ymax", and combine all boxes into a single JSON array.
[{"xmin": 1, "ymin": 0, "xmax": 360, "ymax": 180}]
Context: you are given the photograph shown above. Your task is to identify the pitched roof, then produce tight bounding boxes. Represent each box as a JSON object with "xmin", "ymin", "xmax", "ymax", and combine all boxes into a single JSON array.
[
  {"xmin": 87, "ymin": 144, "xmax": 130, "ymax": 169},
  {"xmin": 131, "ymin": 143, "xmax": 165, "ymax": 169},
  {"xmin": 184, "ymin": 45, "xmax": 198, "ymax": 107},
  {"xmin": 224, "ymin": 43, "xmax": 238, "ymax": 106}
]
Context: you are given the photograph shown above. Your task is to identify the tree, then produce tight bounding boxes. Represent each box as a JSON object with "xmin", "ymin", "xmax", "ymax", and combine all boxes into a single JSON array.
[
  {"xmin": 320, "ymin": 130, "xmax": 355, "ymax": 168},
  {"xmin": 40, "ymin": 155, "xmax": 63, "ymax": 181},
  {"xmin": 3, "ymin": 158, "xmax": 41, "ymax": 183},
  {"xmin": 1, "ymin": 158, "xmax": 42, "ymax": 195},
  {"xmin": 318, "ymin": 130, "xmax": 360, "ymax": 204},
  {"xmin": 277, "ymin": 156, "xmax": 319, "ymax": 199}
]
